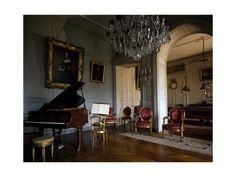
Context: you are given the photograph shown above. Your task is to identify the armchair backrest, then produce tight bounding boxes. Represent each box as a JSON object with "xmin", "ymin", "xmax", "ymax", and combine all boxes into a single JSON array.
[
  {"xmin": 169, "ymin": 106, "xmax": 185, "ymax": 123},
  {"xmin": 139, "ymin": 107, "xmax": 152, "ymax": 121},
  {"xmin": 123, "ymin": 106, "xmax": 131, "ymax": 117}
]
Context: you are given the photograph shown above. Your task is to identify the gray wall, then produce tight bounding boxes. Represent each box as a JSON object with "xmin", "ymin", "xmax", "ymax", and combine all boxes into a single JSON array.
[
  {"xmin": 24, "ymin": 15, "xmax": 113, "ymax": 133},
  {"xmin": 167, "ymin": 52, "xmax": 213, "ymax": 107}
]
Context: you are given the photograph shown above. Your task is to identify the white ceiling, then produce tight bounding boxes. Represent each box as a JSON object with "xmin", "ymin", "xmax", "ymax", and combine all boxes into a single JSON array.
[
  {"xmin": 57, "ymin": 15, "xmax": 213, "ymax": 62},
  {"xmin": 168, "ymin": 33, "xmax": 213, "ymax": 61}
]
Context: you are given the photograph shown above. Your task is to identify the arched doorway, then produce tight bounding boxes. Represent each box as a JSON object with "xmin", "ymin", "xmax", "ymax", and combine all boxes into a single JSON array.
[
  {"xmin": 153, "ymin": 23, "xmax": 213, "ymax": 132},
  {"xmin": 167, "ymin": 33, "xmax": 212, "ymax": 107}
]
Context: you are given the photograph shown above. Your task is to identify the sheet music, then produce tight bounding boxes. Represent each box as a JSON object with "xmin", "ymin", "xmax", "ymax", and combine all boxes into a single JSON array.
[{"xmin": 91, "ymin": 103, "xmax": 110, "ymax": 115}]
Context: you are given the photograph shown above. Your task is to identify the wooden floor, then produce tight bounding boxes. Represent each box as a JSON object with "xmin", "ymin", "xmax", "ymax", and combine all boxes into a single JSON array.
[{"xmin": 24, "ymin": 125, "xmax": 212, "ymax": 162}]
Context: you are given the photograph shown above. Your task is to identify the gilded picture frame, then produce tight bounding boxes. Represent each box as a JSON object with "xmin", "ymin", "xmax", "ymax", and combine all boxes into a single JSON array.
[
  {"xmin": 47, "ymin": 37, "xmax": 85, "ymax": 89},
  {"xmin": 90, "ymin": 61, "xmax": 105, "ymax": 83}
]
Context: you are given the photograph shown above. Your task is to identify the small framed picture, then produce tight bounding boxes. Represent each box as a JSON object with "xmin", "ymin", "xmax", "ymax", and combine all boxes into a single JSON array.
[
  {"xmin": 200, "ymin": 68, "xmax": 212, "ymax": 81},
  {"xmin": 90, "ymin": 61, "xmax": 105, "ymax": 83}
]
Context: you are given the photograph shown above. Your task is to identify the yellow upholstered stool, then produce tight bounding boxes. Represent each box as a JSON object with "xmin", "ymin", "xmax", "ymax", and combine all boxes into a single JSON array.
[{"xmin": 32, "ymin": 136, "xmax": 54, "ymax": 162}]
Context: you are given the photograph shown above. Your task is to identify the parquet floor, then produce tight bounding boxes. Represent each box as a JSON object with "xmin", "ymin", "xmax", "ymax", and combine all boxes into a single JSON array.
[{"xmin": 24, "ymin": 125, "xmax": 212, "ymax": 162}]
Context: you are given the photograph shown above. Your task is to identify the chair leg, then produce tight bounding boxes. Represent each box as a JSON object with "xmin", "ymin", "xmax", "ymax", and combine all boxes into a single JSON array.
[
  {"xmin": 130, "ymin": 120, "xmax": 132, "ymax": 131},
  {"xmin": 103, "ymin": 132, "xmax": 105, "ymax": 148},
  {"xmin": 42, "ymin": 146, "xmax": 45, "ymax": 162},
  {"xmin": 181, "ymin": 130, "xmax": 184, "ymax": 141},
  {"xmin": 32, "ymin": 146, "xmax": 35, "ymax": 162},
  {"xmin": 92, "ymin": 132, "xmax": 95, "ymax": 148},
  {"xmin": 150, "ymin": 128, "xmax": 152, "ymax": 136},
  {"xmin": 135, "ymin": 127, "xmax": 137, "ymax": 134},
  {"xmin": 90, "ymin": 131, "xmax": 93, "ymax": 145},
  {"xmin": 51, "ymin": 143, "xmax": 54, "ymax": 159},
  {"xmin": 162, "ymin": 129, "xmax": 164, "ymax": 138},
  {"xmin": 123, "ymin": 120, "xmax": 126, "ymax": 132},
  {"xmin": 106, "ymin": 129, "xmax": 108, "ymax": 143}
]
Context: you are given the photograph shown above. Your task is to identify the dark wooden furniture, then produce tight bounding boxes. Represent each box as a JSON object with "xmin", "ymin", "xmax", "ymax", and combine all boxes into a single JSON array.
[
  {"xmin": 184, "ymin": 104, "xmax": 212, "ymax": 126},
  {"xmin": 24, "ymin": 81, "xmax": 88, "ymax": 151},
  {"xmin": 169, "ymin": 104, "xmax": 212, "ymax": 126}
]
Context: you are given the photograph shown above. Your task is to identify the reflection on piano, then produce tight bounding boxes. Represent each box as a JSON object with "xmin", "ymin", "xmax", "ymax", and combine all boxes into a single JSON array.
[{"xmin": 24, "ymin": 81, "xmax": 88, "ymax": 151}]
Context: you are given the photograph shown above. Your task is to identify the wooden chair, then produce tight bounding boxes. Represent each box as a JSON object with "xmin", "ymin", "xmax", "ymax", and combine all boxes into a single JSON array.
[
  {"xmin": 135, "ymin": 107, "xmax": 153, "ymax": 135},
  {"xmin": 121, "ymin": 106, "xmax": 132, "ymax": 132},
  {"xmin": 32, "ymin": 136, "xmax": 54, "ymax": 162},
  {"xmin": 134, "ymin": 105, "xmax": 142, "ymax": 121},
  {"xmin": 162, "ymin": 106, "xmax": 185, "ymax": 141},
  {"xmin": 104, "ymin": 107, "xmax": 117, "ymax": 130},
  {"xmin": 90, "ymin": 114, "xmax": 106, "ymax": 148}
]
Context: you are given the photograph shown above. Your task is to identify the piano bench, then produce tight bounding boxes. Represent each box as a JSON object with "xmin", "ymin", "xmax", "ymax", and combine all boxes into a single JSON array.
[{"xmin": 32, "ymin": 136, "xmax": 54, "ymax": 162}]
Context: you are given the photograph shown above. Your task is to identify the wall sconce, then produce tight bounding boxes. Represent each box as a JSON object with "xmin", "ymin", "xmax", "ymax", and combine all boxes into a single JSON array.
[
  {"xmin": 139, "ymin": 57, "xmax": 152, "ymax": 85},
  {"xmin": 182, "ymin": 72, "xmax": 190, "ymax": 106},
  {"xmin": 200, "ymin": 83, "xmax": 209, "ymax": 94},
  {"xmin": 200, "ymin": 82, "xmax": 212, "ymax": 98},
  {"xmin": 182, "ymin": 84, "xmax": 191, "ymax": 92},
  {"xmin": 140, "ymin": 67, "xmax": 152, "ymax": 83}
]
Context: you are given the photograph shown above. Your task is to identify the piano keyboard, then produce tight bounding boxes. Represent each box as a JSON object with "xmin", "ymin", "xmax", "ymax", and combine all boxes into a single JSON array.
[{"xmin": 25, "ymin": 121, "xmax": 65, "ymax": 125}]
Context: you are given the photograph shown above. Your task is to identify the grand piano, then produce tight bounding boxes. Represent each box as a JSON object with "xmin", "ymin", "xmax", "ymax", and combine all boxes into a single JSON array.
[{"xmin": 24, "ymin": 81, "xmax": 88, "ymax": 151}]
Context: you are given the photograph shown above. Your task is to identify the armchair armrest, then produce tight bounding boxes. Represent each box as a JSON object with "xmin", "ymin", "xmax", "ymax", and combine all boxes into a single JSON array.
[
  {"xmin": 162, "ymin": 116, "xmax": 170, "ymax": 125},
  {"xmin": 135, "ymin": 116, "xmax": 141, "ymax": 123}
]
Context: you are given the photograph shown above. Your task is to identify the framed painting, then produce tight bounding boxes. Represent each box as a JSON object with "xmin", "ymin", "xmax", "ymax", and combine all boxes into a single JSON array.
[
  {"xmin": 200, "ymin": 68, "xmax": 212, "ymax": 81},
  {"xmin": 46, "ymin": 37, "xmax": 85, "ymax": 89},
  {"xmin": 90, "ymin": 61, "xmax": 105, "ymax": 83}
]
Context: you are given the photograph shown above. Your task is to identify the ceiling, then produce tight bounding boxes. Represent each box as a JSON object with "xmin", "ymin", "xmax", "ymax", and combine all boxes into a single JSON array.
[
  {"xmin": 168, "ymin": 33, "xmax": 213, "ymax": 61},
  {"xmin": 56, "ymin": 15, "xmax": 213, "ymax": 62}
]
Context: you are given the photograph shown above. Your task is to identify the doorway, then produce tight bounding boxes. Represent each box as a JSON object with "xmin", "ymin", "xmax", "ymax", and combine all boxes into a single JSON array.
[{"xmin": 115, "ymin": 65, "xmax": 141, "ymax": 125}]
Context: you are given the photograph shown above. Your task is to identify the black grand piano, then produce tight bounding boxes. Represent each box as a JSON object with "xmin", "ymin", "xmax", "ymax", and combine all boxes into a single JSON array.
[{"xmin": 24, "ymin": 81, "xmax": 88, "ymax": 151}]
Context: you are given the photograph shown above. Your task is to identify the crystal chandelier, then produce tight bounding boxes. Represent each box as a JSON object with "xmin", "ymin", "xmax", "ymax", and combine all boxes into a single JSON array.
[{"xmin": 107, "ymin": 15, "xmax": 170, "ymax": 61}]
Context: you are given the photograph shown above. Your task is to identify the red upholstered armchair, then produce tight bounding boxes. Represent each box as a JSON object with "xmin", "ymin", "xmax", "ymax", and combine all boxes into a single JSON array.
[
  {"xmin": 121, "ymin": 106, "xmax": 132, "ymax": 132},
  {"xmin": 162, "ymin": 106, "xmax": 185, "ymax": 141},
  {"xmin": 135, "ymin": 107, "xmax": 152, "ymax": 135}
]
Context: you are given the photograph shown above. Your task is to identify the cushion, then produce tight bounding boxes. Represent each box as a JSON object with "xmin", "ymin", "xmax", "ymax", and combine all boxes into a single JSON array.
[
  {"xmin": 136, "ymin": 120, "xmax": 151, "ymax": 128},
  {"xmin": 163, "ymin": 123, "xmax": 181, "ymax": 130}
]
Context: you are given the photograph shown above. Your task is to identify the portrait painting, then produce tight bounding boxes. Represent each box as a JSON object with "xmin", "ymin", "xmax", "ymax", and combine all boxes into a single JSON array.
[
  {"xmin": 90, "ymin": 61, "xmax": 105, "ymax": 83},
  {"xmin": 46, "ymin": 38, "xmax": 85, "ymax": 89}
]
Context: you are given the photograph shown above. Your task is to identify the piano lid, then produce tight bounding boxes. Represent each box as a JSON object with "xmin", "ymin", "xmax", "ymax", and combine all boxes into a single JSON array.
[{"xmin": 40, "ymin": 81, "xmax": 85, "ymax": 110}]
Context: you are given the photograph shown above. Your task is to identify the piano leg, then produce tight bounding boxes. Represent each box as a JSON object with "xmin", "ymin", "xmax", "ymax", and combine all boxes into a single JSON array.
[
  {"xmin": 39, "ymin": 127, "xmax": 44, "ymax": 136},
  {"xmin": 53, "ymin": 128, "xmax": 64, "ymax": 150},
  {"xmin": 76, "ymin": 127, "xmax": 83, "ymax": 151}
]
